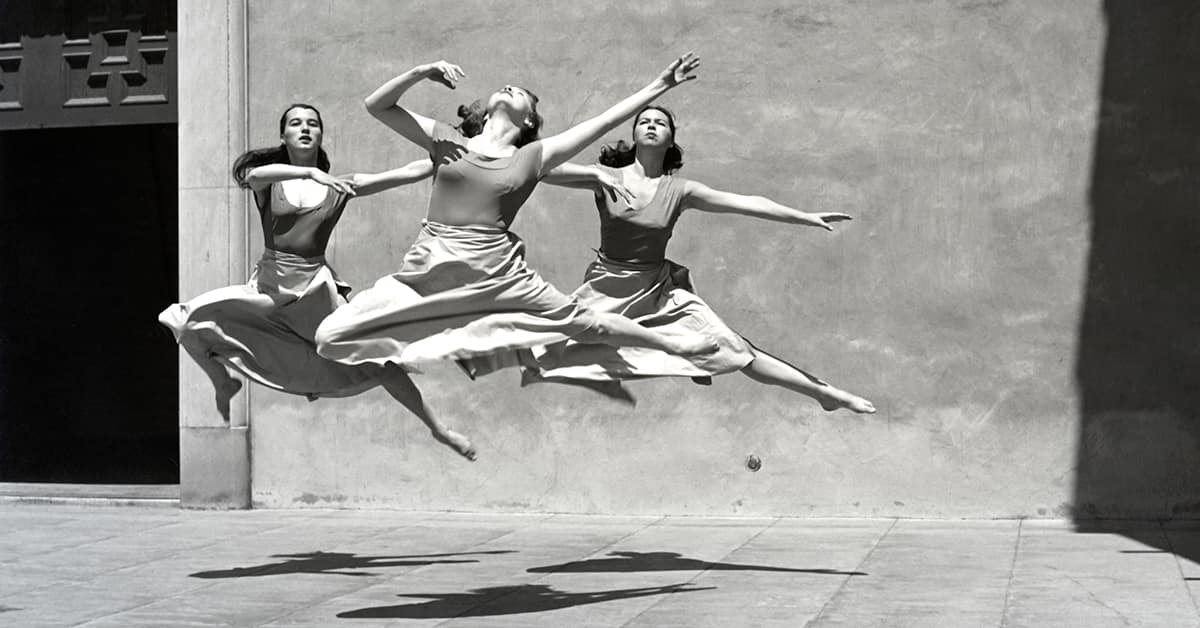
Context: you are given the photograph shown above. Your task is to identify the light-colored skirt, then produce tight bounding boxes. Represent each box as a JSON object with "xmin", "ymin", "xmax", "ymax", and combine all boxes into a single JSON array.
[
  {"xmin": 524, "ymin": 254, "xmax": 755, "ymax": 383},
  {"xmin": 158, "ymin": 249, "xmax": 383, "ymax": 399},
  {"xmin": 315, "ymin": 221, "xmax": 591, "ymax": 370}
]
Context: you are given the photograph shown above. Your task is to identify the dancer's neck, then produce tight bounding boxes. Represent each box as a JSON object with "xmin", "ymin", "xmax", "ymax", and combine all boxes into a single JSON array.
[
  {"xmin": 472, "ymin": 117, "xmax": 521, "ymax": 157},
  {"xmin": 632, "ymin": 148, "xmax": 667, "ymax": 179},
  {"xmin": 286, "ymin": 147, "xmax": 318, "ymax": 168}
]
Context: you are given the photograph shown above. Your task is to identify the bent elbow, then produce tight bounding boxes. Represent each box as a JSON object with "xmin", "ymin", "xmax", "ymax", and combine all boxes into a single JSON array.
[
  {"xmin": 364, "ymin": 97, "xmax": 386, "ymax": 115},
  {"xmin": 242, "ymin": 173, "xmax": 266, "ymax": 191}
]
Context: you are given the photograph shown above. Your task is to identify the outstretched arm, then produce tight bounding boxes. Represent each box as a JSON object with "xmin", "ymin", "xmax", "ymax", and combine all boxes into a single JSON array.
[
  {"xmin": 342, "ymin": 159, "xmax": 435, "ymax": 198},
  {"xmin": 543, "ymin": 163, "xmax": 633, "ymax": 204},
  {"xmin": 364, "ymin": 61, "xmax": 466, "ymax": 151},
  {"xmin": 682, "ymin": 181, "xmax": 852, "ymax": 231},
  {"xmin": 538, "ymin": 52, "xmax": 700, "ymax": 175},
  {"xmin": 244, "ymin": 164, "xmax": 356, "ymax": 195}
]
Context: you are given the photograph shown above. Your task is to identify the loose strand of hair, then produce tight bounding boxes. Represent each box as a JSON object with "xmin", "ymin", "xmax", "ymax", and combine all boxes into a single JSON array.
[
  {"xmin": 598, "ymin": 140, "xmax": 637, "ymax": 168},
  {"xmin": 231, "ymin": 145, "xmax": 331, "ymax": 188},
  {"xmin": 456, "ymin": 98, "xmax": 542, "ymax": 147}
]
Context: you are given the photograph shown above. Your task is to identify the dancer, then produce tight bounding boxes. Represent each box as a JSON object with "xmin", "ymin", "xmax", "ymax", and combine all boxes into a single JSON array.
[
  {"xmin": 159, "ymin": 103, "xmax": 478, "ymax": 459},
  {"xmin": 315, "ymin": 54, "xmax": 716, "ymax": 374},
  {"xmin": 524, "ymin": 106, "xmax": 875, "ymax": 414}
]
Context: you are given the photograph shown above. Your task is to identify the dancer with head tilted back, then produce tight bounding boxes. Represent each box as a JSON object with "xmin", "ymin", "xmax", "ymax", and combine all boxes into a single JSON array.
[{"xmin": 315, "ymin": 54, "xmax": 718, "ymax": 384}]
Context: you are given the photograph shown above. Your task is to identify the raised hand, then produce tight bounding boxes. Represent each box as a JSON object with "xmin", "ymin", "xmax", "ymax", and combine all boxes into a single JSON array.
[
  {"xmin": 311, "ymin": 170, "xmax": 357, "ymax": 196},
  {"xmin": 656, "ymin": 52, "xmax": 701, "ymax": 88},
  {"xmin": 425, "ymin": 60, "xmax": 465, "ymax": 89}
]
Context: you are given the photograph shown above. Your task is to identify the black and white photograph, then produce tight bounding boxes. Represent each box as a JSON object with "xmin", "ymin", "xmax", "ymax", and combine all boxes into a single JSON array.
[{"xmin": 0, "ymin": 0, "xmax": 1198, "ymax": 625}]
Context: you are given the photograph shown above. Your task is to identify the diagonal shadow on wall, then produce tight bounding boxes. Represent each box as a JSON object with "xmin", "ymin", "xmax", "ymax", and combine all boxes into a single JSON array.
[{"xmin": 1075, "ymin": 0, "xmax": 1200, "ymax": 551}]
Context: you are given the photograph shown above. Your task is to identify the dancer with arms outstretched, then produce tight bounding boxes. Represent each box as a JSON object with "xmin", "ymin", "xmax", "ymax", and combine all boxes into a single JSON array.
[
  {"xmin": 525, "ymin": 106, "xmax": 875, "ymax": 414},
  {"xmin": 315, "ymin": 54, "xmax": 717, "ymax": 381},
  {"xmin": 160, "ymin": 104, "xmax": 478, "ymax": 459}
]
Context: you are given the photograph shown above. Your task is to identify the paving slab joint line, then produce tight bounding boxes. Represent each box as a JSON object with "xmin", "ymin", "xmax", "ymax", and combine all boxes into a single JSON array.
[
  {"xmin": 428, "ymin": 514, "xmax": 668, "ymax": 628},
  {"xmin": 806, "ymin": 517, "xmax": 900, "ymax": 627},
  {"xmin": 1, "ymin": 514, "xmax": 187, "ymax": 570},
  {"xmin": 242, "ymin": 513, "xmax": 467, "ymax": 627},
  {"xmin": 267, "ymin": 511, "xmax": 561, "ymax": 628},
  {"xmin": 19, "ymin": 509, "xmax": 428, "ymax": 625},
  {"xmin": 0, "ymin": 516, "xmax": 210, "ymax": 605},
  {"xmin": 998, "ymin": 517, "xmax": 1026, "ymax": 628},
  {"xmin": 618, "ymin": 516, "xmax": 785, "ymax": 628}
]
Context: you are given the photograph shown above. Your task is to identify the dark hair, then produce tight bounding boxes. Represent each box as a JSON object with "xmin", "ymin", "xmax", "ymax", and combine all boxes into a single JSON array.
[
  {"xmin": 456, "ymin": 87, "xmax": 544, "ymax": 148},
  {"xmin": 516, "ymin": 86, "xmax": 543, "ymax": 147},
  {"xmin": 598, "ymin": 105, "xmax": 684, "ymax": 173},
  {"xmin": 231, "ymin": 103, "xmax": 331, "ymax": 188},
  {"xmin": 456, "ymin": 100, "xmax": 488, "ymax": 137}
]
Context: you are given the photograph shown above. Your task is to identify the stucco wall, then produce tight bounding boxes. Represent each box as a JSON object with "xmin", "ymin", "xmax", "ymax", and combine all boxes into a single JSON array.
[{"xmin": 221, "ymin": 0, "xmax": 1179, "ymax": 517}]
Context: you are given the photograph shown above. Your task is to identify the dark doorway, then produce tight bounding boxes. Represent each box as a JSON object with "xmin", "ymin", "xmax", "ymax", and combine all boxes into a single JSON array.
[{"xmin": 0, "ymin": 123, "xmax": 178, "ymax": 483}]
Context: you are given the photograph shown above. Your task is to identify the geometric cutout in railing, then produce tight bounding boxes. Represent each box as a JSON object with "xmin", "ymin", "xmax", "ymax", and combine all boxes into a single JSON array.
[
  {"xmin": 120, "ymin": 70, "xmax": 146, "ymax": 87},
  {"xmin": 63, "ymin": 51, "xmax": 90, "ymax": 70},
  {"xmin": 0, "ymin": 53, "xmax": 20, "ymax": 111},
  {"xmin": 100, "ymin": 30, "xmax": 129, "ymax": 65},
  {"xmin": 141, "ymin": 47, "xmax": 166, "ymax": 65},
  {"xmin": 62, "ymin": 36, "xmax": 107, "ymax": 108},
  {"xmin": 119, "ymin": 34, "xmax": 171, "ymax": 106}
]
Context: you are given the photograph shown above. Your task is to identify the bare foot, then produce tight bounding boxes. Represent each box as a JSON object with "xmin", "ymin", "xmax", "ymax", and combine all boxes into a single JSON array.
[
  {"xmin": 668, "ymin": 335, "xmax": 719, "ymax": 357},
  {"xmin": 214, "ymin": 378, "xmax": 243, "ymax": 422},
  {"xmin": 817, "ymin": 386, "xmax": 876, "ymax": 414},
  {"xmin": 431, "ymin": 427, "xmax": 477, "ymax": 461}
]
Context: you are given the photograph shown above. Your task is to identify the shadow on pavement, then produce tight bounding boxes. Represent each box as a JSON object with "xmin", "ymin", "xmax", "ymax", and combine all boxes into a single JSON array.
[
  {"xmin": 526, "ymin": 550, "xmax": 866, "ymax": 576},
  {"xmin": 336, "ymin": 582, "xmax": 715, "ymax": 619},
  {"xmin": 189, "ymin": 550, "xmax": 515, "ymax": 578}
]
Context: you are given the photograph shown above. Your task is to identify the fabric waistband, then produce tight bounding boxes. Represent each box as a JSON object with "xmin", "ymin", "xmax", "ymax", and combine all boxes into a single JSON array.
[
  {"xmin": 594, "ymin": 250, "xmax": 668, "ymax": 271},
  {"xmin": 422, "ymin": 219, "xmax": 510, "ymax": 238},
  {"xmin": 261, "ymin": 248, "xmax": 328, "ymax": 266}
]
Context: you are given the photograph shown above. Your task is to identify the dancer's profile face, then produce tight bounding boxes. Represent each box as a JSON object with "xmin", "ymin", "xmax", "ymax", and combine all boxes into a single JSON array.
[
  {"xmin": 633, "ymin": 109, "xmax": 674, "ymax": 148},
  {"xmin": 280, "ymin": 107, "xmax": 323, "ymax": 151}
]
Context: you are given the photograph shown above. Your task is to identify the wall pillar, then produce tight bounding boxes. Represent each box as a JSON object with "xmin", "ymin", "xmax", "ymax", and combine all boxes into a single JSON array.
[{"xmin": 177, "ymin": 0, "xmax": 250, "ymax": 508}]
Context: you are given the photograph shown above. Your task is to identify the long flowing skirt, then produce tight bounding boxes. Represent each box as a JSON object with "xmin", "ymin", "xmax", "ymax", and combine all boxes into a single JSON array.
[
  {"xmin": 315, "ymin": 221, "xmax": 592, "ymax": 371},
  {"xmin": 523, "ymin": 254, "xmax": 755, "ymax": 383},
  {"xmin": 158, "ymin": 249, "xmax": 383, "ymax": 399}
]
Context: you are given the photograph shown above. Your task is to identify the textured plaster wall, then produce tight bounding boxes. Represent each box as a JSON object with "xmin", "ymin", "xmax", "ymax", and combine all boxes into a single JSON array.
[{"xmin": 237, "ymin": 0, "xmax": 1117, "ymax": 517}]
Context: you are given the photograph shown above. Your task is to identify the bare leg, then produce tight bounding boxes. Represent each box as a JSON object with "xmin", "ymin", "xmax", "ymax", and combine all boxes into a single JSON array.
[
  {"xmin": 741, "ymin": 348, "xmax": 875, "ymax": 414},
  {"xmin": 180, "ymin": 339, "xmax": 242, "ymax": 422},
  {"xmin": 379, "ymin": 367, "xmax": 477, "ymax": 461},
  {"xmin": 573, "ymin": 311, "xmax": 717, "ymax": 357}
]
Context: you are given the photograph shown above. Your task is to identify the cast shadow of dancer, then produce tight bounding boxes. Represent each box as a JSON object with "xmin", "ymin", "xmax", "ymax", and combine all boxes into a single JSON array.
[
  {"xmin": 1074, "ymin": 0, "xmax": 1200, "ymax": 560},
  {"xmin": 525, "ymin": 550, "xmax": 866, "ymax": 575},
  {"xmin": 188, "ymin": 550, "xmax": 515, "ymax": 578},
  {"xmin": 336, "ymin": 582, "xmax": 714, "ymax": 619}
]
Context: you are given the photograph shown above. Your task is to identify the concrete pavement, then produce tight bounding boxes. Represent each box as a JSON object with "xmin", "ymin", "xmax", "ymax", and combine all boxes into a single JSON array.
[{"xmin": 0, "ymin": 503, "xmax": 1197, "ymax": 627}]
